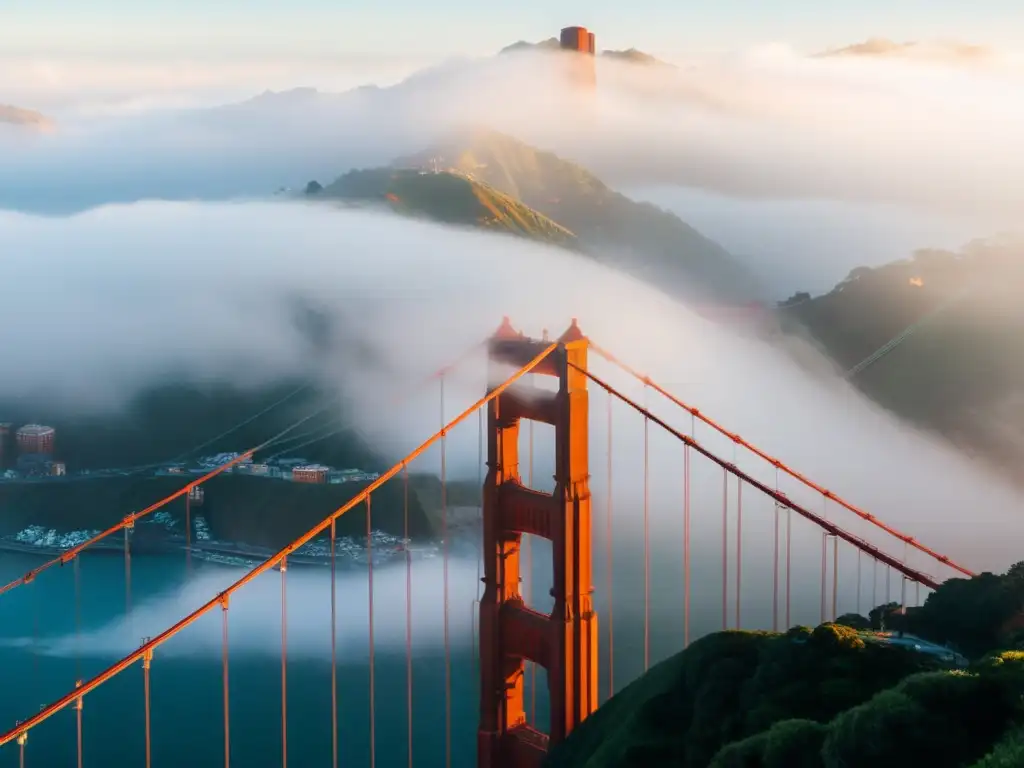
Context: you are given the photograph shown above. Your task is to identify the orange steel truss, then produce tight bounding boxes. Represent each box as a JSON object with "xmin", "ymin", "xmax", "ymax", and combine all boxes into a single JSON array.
[{"xmin": 477, "ymin": 318, "xmax": 598, "ymax": 768}]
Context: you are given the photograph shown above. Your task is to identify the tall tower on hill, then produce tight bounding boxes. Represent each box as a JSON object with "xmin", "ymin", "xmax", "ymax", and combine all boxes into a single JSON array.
[{"xmin": 559, "ymin": 26, "xmax": 597, "ymax": 90}]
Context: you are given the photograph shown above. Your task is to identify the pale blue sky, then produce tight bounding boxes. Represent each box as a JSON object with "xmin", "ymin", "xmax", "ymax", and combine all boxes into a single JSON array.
[{"xmin": 3, "ymin": 1, "xmax": 1021, "ymax": 60}]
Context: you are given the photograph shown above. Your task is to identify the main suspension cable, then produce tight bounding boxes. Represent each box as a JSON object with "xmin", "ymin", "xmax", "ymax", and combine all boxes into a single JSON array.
[
  {"xmin": 0, "ymin": 342, "xmax": 558, "ymax": 751},
  {"xmin": 588, "ymin": 341, "xmax": 973, "ymax": 579}
]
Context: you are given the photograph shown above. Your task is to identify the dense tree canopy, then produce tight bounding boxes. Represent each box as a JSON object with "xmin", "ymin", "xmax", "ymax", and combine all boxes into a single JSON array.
[{"xmin": 549, "ymin": 564, "xmax": 1024, "ymax": 768}]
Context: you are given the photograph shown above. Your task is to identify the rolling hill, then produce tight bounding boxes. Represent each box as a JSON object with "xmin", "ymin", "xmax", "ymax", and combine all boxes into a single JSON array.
[
  {"xmin": 390, "ymin": 127, "xmax": 763, "ymax": 302},
  {"xmin": 310, "ymin": 167, "xmax": 579, "ymax": 249},
  {"xmin": 780, "ymin": 237, "xmax": 1024, "ymax": 478}
]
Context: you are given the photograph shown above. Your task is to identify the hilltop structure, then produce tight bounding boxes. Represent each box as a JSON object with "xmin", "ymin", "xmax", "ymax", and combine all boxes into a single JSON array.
[{"xmin": 559, "ymin": 26, "xmax": 597, "ymax": 89}]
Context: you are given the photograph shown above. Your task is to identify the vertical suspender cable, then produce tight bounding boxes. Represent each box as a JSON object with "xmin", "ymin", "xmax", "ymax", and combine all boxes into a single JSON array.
[
  {"xmin": 735, "ymin": 479, "xmax": 742, "ymax": 630},
  {"xmin": 820, "ymin": 533, "xmax": 827, "ymax": 625},
  {"xmin": 901, "ymin": 575, "xmax": 907, "ymax": 615},
  {"xmin": 143, "ymin": 649, "xmax": 153, "ymax": 768},
  {"xmin": 605, "ymin": 392, "xmax": 615, "ymax": 697},
  {"xmin": 831, "ymin": 535, "xmax": 839, "ymax": 621},
  {"xmin": 721, "ymin": 469, "xmax": 728, "ymax": 631},
  {"xmin": 125, "ymin": 524, "xmax": 132, "ymax": 617},
  {"xmin": 222, "ymin": 598, "xmax": 231, "ymax": 768},
  {"xmin": 74, "ymin": 556, "xmax": 82, "ymax": 683},
  {"xmin": 330, "ymin": 519, "xmax": 339, "ymax": 768},
  {"xmin": 440, "ymin": 379, "xmax": 451, "ymax": 768},
  {"xmin": 527, "ymin": 419, "xmax": 536, "ymax": 721},
  {"xmin": 886, "ymin": 566, "xmax": 892, "ymax": 604},
  {"xmin": 404, "ymin": 468, "xmax": 413, "ymax": 768},
  {"xmin": 367, "ymin": 497, "xmax": 376, "ymax": 768},
  {"xmin": 872, "ymin": 558, "xmax": 878, "ymax": 616},
  {"xmin": 281, "ymin": 557, "xmax": 289, "ymax": 768},
  {"xmin": 75, "ymin": 681, "xmax": 83, "ymax": 768},
  {"xmin": 32, "ymin": 578, "xmax": 39, "ymax": 704},
  {"xmin": 683, "ymin": 416, "xmax": 692, "ymax": 648},
  {"xmin": 642, "ymin": 395, "xmax": 650, "ymax": 672},
  {"xmin": 475, "ymin": 404, "xmax": 484, "ymax": 674},
  {"xmin": 785, "ymin": 507, "xmax": 792, "ymax": 630},
  {"xmin": 856, "ymin": 549, "xmax": 862, "ymax": 616},
  {"xmin": 185, "ymin": 491, "xmax": 192, "ymax": 573},
  {"xmin": 772, "ymin": 468, "xmax": 780, "ymax": 632}
]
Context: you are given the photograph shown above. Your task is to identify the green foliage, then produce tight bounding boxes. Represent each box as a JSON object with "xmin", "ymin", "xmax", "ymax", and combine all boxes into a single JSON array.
[
  {"xmin": 906, "ymin": 565, "xmax": 1024, "ymax": 657},
  {"xmin": 834, "ymin": 613, "xmax": 871, "ymax": 631},
  {"xmin": 319, "ymin": 167, "xmax": 578, "ymax": 249},
  {"xmin": 389, "ymin": 127, "xmax": 763, "ymax": 302},
  {"xmin": 547, "ymin": 626, "xmax": 938, "ymax": 768},
  {"xmin": 971, "ymin": 728, "xmax": 1024, "ymax": 767},
  {"xmin": 551, "ymin": 569, "xmax": 1024, "ymax": 768}
]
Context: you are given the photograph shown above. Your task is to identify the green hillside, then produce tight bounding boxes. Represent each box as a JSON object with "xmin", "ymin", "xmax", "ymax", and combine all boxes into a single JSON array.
[
  {"xmin": 391, "ymin": 127, "xmax": 762, "ymax": 302},
  {"xmin": 313, "ymin": 167, "xmax": 579, "ymax": 249},
  {"xmin": 779, "ymin": 238, "xmax": 1024, "ymax": 476},
  {"xmin": 550, "ymin": 562, "xmax": 1024, "ymax": 768}
]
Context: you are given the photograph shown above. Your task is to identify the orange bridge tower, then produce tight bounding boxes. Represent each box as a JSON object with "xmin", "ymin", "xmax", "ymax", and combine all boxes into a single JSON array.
[{"xmin": 477, "ymin": 317, "xmax": 598, "ymax": 768}]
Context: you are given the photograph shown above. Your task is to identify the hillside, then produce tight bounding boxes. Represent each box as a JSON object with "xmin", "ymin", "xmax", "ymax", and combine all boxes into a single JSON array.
[
  {"xmin": 550, "ymin": 562, "xmax": 1024, "ymax": 768},
  {"xmin": 779, "ymin": 238, "xmax": 1024, "ymax": 478},
  {"xmin": 391, "ymin": 127, "xmax": 762, "ymax": 302},
  {"xmin": 311, "ymin": 167, "xmax": 579, "ymax": 249},
  {"xmin": 815, "ymin": 38, "xmax": 994, "ymax": 65}
]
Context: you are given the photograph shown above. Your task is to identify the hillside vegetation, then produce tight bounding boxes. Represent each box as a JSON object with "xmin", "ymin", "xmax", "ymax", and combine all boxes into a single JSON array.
[
  {"xmin": 780, "ymin": 238, "xmax": 1024, "ymax": 478},
  {"xmin": 315, "ymin": 167, "xmax": 579, "ymax": 249},
  {"xmin": 391, "ymin": 127, "xmax": 762, "ymax": 302},
  {"xmin": 550, "ymin": 562, "xmax": 1024, "ymax": 768}
]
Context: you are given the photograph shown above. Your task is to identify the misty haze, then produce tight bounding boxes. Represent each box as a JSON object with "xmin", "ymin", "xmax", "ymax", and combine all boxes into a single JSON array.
[{"xmin": 2, "ymin": 15, "xmax": 1023, "ymax": 768}]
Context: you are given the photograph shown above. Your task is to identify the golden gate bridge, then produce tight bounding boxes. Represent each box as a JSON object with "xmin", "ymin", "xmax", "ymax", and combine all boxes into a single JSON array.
[{"xmin": 0, "ymin": 317, "xmax": 973, "ymax": 768}]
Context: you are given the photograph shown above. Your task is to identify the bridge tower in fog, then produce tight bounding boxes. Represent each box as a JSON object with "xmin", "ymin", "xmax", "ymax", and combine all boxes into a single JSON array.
[
  {"xmin": 559, "ymin": 26, "xmax": 597, "ymax": 90},
  {"xmin": 477, "ymin": 318, "xmax": 598, "ymax": 768}
]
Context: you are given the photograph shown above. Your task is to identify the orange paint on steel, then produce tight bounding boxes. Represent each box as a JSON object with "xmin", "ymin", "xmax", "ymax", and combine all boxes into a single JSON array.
[
  {"xmin": 0, "ymin": 341, "xmax": 557, "ymax": 750},
  {"xmin": 588, "ymin": 341, "xmax": 974, "ymax": 579},
  {"xmin": 573, "ymin": 363, "xmax": 943, "ymax": 590}
]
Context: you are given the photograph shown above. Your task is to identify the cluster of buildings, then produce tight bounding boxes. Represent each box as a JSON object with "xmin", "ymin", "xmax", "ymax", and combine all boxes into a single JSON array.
[
  {"xmin": 161, "ymin": 452, "xmax": 378, "ymax": 487},
  {"xmin": 0, "ymin": 423, "xmax": 65, "ymax": 479}
]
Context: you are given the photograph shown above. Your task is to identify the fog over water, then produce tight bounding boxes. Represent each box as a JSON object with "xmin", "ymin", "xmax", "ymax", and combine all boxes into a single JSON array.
[
  {"xmin": 0, "ymin": 200, "xmax": 1019, "ymax": 669},
  {"xmin": 2, "ymin": 38, "xmax": 1022, "ymax": 675}
]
